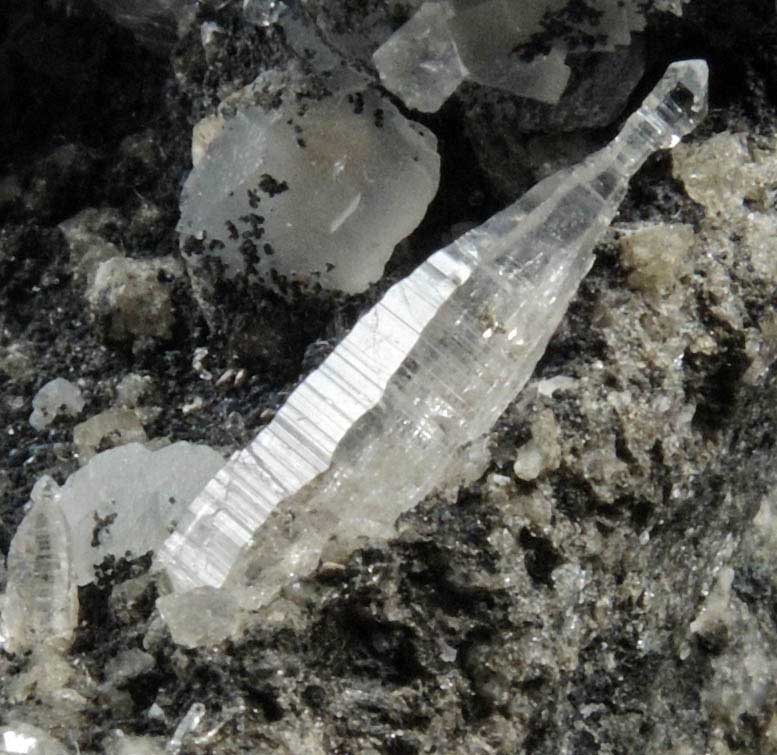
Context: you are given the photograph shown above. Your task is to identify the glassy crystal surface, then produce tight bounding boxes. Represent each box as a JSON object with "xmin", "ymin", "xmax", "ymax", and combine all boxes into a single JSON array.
[
  {"xmin": 179, "ymin": 76, "xmax": 440, "ymax": 294},
  {"xmin": 2, "ymin": 477, "xmax": 78, "ymax": 655},
  {"xmin": 157, "ymin": 61, "xmax": 708, "ymax": 605},
  {"xmin": 373, "ymin": 0, "xmax": 680, "ymax": 113}
]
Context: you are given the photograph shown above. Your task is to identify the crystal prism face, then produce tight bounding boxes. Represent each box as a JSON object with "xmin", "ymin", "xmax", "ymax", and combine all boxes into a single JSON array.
[
  {"xmin": 639, "ymin": 60, "xmax": 709, "ymax": 148},
  {"xmin": 158, "ymin": 61, "xmax": 708, "ymax": 606},
  {"xmin": 371, "ymin": 1, "xmax": 465, "ymax": 113}
]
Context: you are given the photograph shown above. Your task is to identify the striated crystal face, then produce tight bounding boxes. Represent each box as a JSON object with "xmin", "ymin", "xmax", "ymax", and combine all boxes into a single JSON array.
[
  {"xmin": 2, "ymin": 478, "xmax": 78, "ymax": 655},
  {"xmin": 157, "ymin": 61, "xmax": 708, "ymax": 608}
]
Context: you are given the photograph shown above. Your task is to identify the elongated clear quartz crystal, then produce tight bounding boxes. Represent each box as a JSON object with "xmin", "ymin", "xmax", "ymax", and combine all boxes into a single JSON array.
[
  {"xmin": 157, "ymin": 61, "xmax": 708, "ymax": 604},
  {"xmin": 1, "ymin": 478, "xmax": 78, "ymax": 654}
]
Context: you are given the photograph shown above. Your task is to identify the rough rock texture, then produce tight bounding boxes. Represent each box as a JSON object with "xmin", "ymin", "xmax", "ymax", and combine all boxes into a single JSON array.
[
  {"xmin": 2, "ymin": 0, "xmax": 777, "ymax": 752},
  {"xmin": 87, "ymin": 256, "xmax": 182, "ymax": 343}
]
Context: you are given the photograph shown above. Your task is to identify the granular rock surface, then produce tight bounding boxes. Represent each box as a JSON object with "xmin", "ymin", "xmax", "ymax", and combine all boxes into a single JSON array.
[{"xmin": 1, "ymin": 0, "xmax": 777, "ymax": 753}]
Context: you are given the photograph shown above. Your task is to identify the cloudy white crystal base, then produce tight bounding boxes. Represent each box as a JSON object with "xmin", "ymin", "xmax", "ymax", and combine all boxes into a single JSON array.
[{"xmin": 157, "ymin": 60, "xmax": 709, "ymax": 610}]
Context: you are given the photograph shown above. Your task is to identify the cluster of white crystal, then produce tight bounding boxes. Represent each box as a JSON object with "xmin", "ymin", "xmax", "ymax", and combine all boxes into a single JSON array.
[
  {"xmin": 29, "ymin": 378, "xmax": 85, "ymax": 430},
  {"xmin": 157, "ymin": 61, "xmax": 708, "ymax": 611},
  {"xmin": 179, "ymin": 72, "xmax": 440, "ymax": 294},
  {"xmin": 373, "ymin": 0, "xmax": 670, "ymax": 113},
  {"xmin": 1, "ymin": 442, "xmax": 227, "ymax": 658}
]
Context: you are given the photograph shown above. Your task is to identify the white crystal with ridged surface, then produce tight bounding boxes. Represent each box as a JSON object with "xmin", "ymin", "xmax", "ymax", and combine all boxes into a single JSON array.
[
  {"xmin": 2, "ymin": 478, "xmax": 78, "ymax": 655},
  {"xmin": 158, "ymin": 61, "xmax": 708, "ymax": 609}
]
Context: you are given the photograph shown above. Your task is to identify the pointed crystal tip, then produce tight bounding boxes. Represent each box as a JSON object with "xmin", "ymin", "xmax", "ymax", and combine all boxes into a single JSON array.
[{"xmin": 642, "ymin": 59, "xmax": 709, "ymax": 148}]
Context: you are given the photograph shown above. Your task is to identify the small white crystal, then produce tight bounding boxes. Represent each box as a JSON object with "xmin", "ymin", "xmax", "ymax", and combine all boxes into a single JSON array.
[
  {"xmin": 167, "ymin": 702, "xmax": 206, "ymax": 754},
  {"xmin": 535, "ymin": 375, "xmax": 577, "ymax": 397},
  {"xmin": 513, "ymin": 446, "xmax": 544, "ymax": 482},
  {"xmin": 104, "ymin": 648, "xmax": 156, "ymax": 686},
  {"xmin": 200, "ymin": 21, "xmax": 223, "ymax": 52},
  {"xmin": 116, "ymin": 373, "xmax": 154, "ymax": 408},
  {"xmin": 73, "ymin": 409, "xmax": 147, "ymax": 463},
  {"xmin": 179, "ymin": 74, "xmax": 440, "ymax": 294},
  {"xmin": 29, "ymin": 378, "xmax": 85, "ymax": 430},
  {"xmin": 373, "ymin": 1, "xmax": 466, "ymax": 113},
  {"xmin": 513, "ymin": 409, "xmax": 561, "ymax": 481},
  {"xmin": 157, "ymin": 586, "xmax": 240, "ymax": 648},
  {"xmin": 56, "ymin": 442, "xmax": 224, "ymax": 585},
  {"xmin": 0, "ymin": 724, "xmax": 67, "ymax": 755}
]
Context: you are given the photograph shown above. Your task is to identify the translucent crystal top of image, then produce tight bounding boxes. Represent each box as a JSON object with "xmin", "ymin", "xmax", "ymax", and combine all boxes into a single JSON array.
[
  {"xmin": 373, "ymin": 0, "xmax": 688, "ymax": 113},
  {"xmin": 157, "ymin": 60, "xmax": 708, "ymax": 606}
]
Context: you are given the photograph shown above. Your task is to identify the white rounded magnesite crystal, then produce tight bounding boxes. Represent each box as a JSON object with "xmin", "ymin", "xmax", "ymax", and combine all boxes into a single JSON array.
[
  {"xmin": 179, "ymin": 81, "xmax": 440, "ymax": 294},
  {"xmin": 54, "ymin": 442, "xmax": 224, "ymax": 585},
  {"xmin": 29, "ymin": 377, "xmax": 85, "ymax": 430}
]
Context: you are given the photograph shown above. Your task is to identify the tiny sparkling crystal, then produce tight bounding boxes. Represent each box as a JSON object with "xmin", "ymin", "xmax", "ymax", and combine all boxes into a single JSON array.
[{"xmin": 157, "ymin": 61, "xmax": 709, "ymax": 611}]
